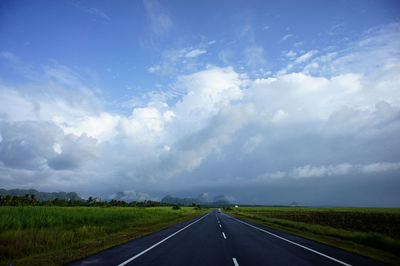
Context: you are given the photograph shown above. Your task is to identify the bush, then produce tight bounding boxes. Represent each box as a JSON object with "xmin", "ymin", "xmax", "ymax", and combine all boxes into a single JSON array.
[{"xmin": 172, "ymin": 205, "xmax": 181, "ymax": 210}]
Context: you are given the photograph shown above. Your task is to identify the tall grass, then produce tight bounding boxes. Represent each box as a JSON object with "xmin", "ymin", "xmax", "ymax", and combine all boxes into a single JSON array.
[{"xmin": 0, "ymin": 206, "xmax": 206, "ymax": 265}]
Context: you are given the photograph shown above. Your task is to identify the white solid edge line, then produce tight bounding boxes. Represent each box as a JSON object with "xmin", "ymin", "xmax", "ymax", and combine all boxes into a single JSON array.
[
  {"xmin": 118, "ymin": 213, "xmax": 209, "ymax": 266},
  {"xmin": 222, "ymin": 232, "xmax": 227, "ymax": 239},
  {"xmin": 229, "ymin": 215, "xmax": 351, "ymax": 266},
  {"xmin": 232, "ymin": 257, "xmax": 239, "ymax": 266}
]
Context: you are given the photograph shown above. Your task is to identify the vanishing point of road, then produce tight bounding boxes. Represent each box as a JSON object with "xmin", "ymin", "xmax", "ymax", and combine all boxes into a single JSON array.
[{"xmin": 68, "ymin": 210, "xmax": 383, "ymax": 266}]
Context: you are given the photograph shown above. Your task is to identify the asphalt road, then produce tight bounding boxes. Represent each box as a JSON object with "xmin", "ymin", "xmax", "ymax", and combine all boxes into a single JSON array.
[{"xmin": 68, "ymin": 210, "xmax": 383, "ymax": 266}]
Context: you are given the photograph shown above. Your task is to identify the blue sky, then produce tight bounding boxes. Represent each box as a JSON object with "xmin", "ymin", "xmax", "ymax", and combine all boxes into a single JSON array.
[{"xmin": 1, "ymin": 1, "xmax": 400, "ymax": 206}]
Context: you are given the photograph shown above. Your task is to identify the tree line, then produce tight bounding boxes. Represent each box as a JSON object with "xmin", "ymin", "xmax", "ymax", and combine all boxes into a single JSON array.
[{"xmin": 0, "ymin": 194, "xmax": 172, "ymax": 207}]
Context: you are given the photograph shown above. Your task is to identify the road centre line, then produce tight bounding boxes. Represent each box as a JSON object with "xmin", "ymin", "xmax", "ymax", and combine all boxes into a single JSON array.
[
  {"xmin": 222, "ymin": 232, "xmax": 227, "ymax": 239},
  {"xmin": 232, "ymin": 257, "xmax": 239, "ymax": 266},
  {"xmin": 229, "ymin": 215, "xmax": 351, "ymax": 266},
  {"xmin": 118, "ymin": 213, "xmax": 209, "ymax": 266},
  {"xmin": 219, "ymin": 224, "xmax": 222, "ymax": 228}
]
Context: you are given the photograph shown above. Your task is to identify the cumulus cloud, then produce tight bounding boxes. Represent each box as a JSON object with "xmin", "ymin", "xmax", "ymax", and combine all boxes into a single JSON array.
[
  {"xmin": 0, "ymin": 120, "xmax": 98, "ymax": 171},
  {"xmin": 1, "ymin": 23, "xmax": 400, "ymax": 205},
  {"xmin": 0, "ymin": 121, "xmax": 63, "ymax": 170},
  {"xmin": 47, "ymin": 134, "xmax": 98, "ymax": 170}
]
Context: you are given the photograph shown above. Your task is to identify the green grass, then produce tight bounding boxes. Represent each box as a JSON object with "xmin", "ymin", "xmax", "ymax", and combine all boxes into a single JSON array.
[
  {"xmin": 0, "ymin": 206, "xmax": 208, "ymax": 265},
  {"xmin": 235, "ymin": 206, "xmax": 400, "ymax": 213},
  {"xmin": 225, "ymin": 206, "xmax": 400, "ymax": 265}
]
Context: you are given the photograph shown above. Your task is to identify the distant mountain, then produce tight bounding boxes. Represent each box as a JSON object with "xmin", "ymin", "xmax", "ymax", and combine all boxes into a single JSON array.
[
  {"xmin": 161, "ymin": 195, "xmax": 204, "ymax": 205},
  {"xmin": 161, "ymin": 194, "xmax": 232, "ymax": 206},
  {"xmin": 212, "ymin": 195, "xmax": 232, "ymax": 205},
  {"xmin": 108, "ymin": 190, "xmax": 150, "ymax": 202},
  {"xmin": 197, "ymin": 192, "xmax": 210, "ymax": 203},
  {"xmin": 0, "ymin": 188, "xmax": 83, "ymax": 201}
]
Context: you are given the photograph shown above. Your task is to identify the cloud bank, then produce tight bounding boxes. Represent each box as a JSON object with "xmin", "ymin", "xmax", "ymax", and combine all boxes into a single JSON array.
[{"xmin": 0, "ymin": 23, "xmax": 399, "ymax": 206}]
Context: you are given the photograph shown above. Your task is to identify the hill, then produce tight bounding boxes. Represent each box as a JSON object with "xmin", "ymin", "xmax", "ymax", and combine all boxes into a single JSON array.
[
  {"xmin": 161, "ymin": 194, "xmax": 232, "ymax": 206},
  {"xmin": 0, "ymin": 188, "xmax": 82, "ymax": 201}
]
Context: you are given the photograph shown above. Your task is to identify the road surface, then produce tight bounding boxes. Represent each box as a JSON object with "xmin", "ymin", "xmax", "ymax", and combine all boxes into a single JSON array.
[{"xmin": 68, "ymin": 210, "xmax": 383, "ymax": 266}]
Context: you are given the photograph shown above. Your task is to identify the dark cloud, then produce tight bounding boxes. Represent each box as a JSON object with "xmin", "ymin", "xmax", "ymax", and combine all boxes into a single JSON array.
[
  {"xmin": 0, "ymin": 120, "xmax": 97, "ymax": 171},
  {"xmin": 0, "ymin": 121, "xmax": 62, "ymax": 169},
  {"xmin": 48, "ymin": 134, "xmax": 98, "ymax": 170}
]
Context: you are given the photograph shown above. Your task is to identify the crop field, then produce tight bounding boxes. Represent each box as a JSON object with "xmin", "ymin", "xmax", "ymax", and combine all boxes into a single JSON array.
[
  {"xmin": 225, "ymin": 206, "xmax": 400, "ymax": 265},
  {"xmin": 0, "ymin": 206, "xmax": 207, "ymax": 266}
]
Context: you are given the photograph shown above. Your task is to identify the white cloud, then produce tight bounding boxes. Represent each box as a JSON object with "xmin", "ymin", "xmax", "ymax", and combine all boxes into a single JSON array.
[
  {"xmin": 163, "ymin": 145, "xmax": 171, "ymax": 151},
  {"xmin": 71, "ymin": 2, "xmax": 110, "ymax": 22},
  {"xmin": 281, "ymin": 34, "xmax": 293, "ymax": 41},
  {"xmin": 149, "ymin": 46, "xmax": 209, "ymax": 75},
  {"xmin": 257, "ymin": 171, "xmax": 287, "ymax": 180},
  {"xmin": 86, "ymin": 7, "xmax": 110, "ymax": 21},
  {"xmin": 53, "ymin": 112, "xmax": 120, "ymax": 143},
  {"xmin": 143, "ymin": 0, "xmax": 172, "ymax": 35},
  {"xmin": 1, "ymin": 23, "xmax": 400, "ymax": 203},
  {"xmin": 291, "ymin": 163, "xmax": 352, "ymax": 178},
  {"xmin": 0, "ymin": 51, "xmax": 20, "ymax": 63},
  {"xmin": 271, "ymin": 109, "xmax": 288, "ymax": 122},
  {"xmin": 258, "ymin": 161, "xmax": 400, "ymax": 180},
  {"xmin": 285, "ymin": 50, "xmax": 296, "ymax": 58},
  {"xmin": 109, "ymin": 190, "xmax": 152, "ymax": 202},
  {"xmin": 173, "ymin": 66, "xmax": 244, "ymax": 128},
  {"xmin": 243, "ymin": 46, "xmax": 265, "ymax": 67},
  {"xmin": 278, "ymin": 50, "xmax": 318, "ymax": 74},
  {"xmin": 361, "ymin": 162, "xmax": 400, "ymax": 173},
  {"xmin": 148, "ymin": 65, "xmax": 161, "ymax": 73},
  {"xmin": 185, "ymin": 49, "xmax": 207, "ymax": 58},
  {"xmin": 295, "ymin": 50, "xmax": 318, "ymax": 64},
  {"xmin": 219, "ymin": 49, "xmax": 233, "ymax": 65},
  {"xmin": 53, "ymin": 143, "xmax": 62, "ymax": 154},
  {"xmin": 243, "ymin": 135, "xmax": 263, "ymax": 153}
]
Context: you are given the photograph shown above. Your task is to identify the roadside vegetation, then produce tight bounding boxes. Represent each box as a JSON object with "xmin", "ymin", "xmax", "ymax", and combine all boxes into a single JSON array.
[
  {"xmin": 224, "ymin": 206, "xmax": 400, "ymax": 265},
  {"xmin": 0, "ymin": 205, "xmax": 207, "ymax": 265}
]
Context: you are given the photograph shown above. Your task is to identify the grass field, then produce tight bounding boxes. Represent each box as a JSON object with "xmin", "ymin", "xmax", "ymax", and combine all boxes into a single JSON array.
[
  {"xmin": 225, "ymin": 206, "xmax": 400, "ymax": 265},
  {"xmin": 0, "ymin": 206, "xmax": 207, "ymax": 265}
]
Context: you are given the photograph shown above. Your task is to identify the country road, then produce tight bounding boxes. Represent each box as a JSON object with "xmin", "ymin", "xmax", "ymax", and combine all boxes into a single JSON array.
[{"xmin": 68, "ymin": 210, "xmax": 383, "ymax": 266}]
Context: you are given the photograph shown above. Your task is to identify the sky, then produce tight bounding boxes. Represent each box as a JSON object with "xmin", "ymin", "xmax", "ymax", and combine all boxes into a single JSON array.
[{"xmin": 0, "ymin": 0, "xmax": 400, "ymax": 206}]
